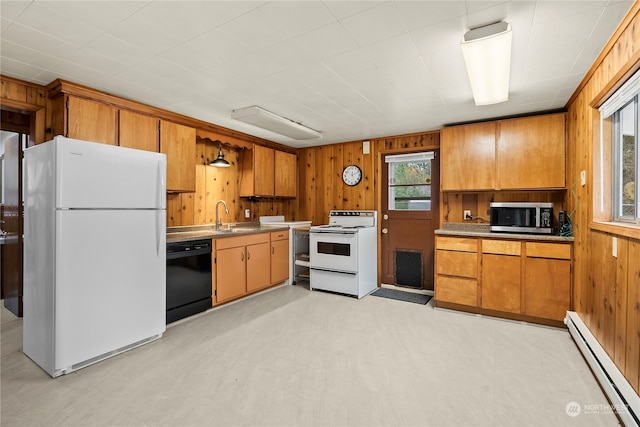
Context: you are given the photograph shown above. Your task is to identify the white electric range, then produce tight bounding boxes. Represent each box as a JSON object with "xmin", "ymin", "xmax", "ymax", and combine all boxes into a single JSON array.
[{"xmin": 309, "ymin": 210, "xmax": 378, "ymax": 298}]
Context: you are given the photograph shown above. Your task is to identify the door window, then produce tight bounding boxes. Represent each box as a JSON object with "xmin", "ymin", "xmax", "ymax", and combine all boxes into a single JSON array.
[{"xmin": 386, "ymin": 152, "xmax": 434, "ymax": 211}]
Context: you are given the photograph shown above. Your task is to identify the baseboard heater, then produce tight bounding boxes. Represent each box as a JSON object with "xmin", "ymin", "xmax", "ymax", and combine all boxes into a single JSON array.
[{"xmin": 565, "ymin": 311, "xmax": 640, "ymax": 426}]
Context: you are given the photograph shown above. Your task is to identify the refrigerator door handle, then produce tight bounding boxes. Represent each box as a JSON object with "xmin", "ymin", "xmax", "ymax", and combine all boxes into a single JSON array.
[
  {"xmin": 156, "ymin": 160, "xmax": 165, "ymax": 210},
  {"xmin": 156, "ymin": 210, "xmax": 162, "ymax": 257}
]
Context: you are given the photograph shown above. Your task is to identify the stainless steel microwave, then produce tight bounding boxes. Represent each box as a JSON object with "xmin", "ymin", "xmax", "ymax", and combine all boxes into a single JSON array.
[{"xmin": 489, "ymin": 202, "xmax": 554, "ymax": 234}]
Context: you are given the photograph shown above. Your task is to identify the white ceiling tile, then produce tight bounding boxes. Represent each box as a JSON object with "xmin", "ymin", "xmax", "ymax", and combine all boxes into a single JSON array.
[
  {"xmin": 36, "ymin": 1, "xmax": 149, "ymax": 32},
  {"xmin": 395, "ymin": 1, "xmax": 466, "ymax": 31},
  {"xmin": 0, "ymin": 56, "xmax": 46, "ymax": 81},
  {"xmin": 340, "ymin": 2, "xmax": 407, "ymax": 47},
  {"xmin": 363, "ymin": 33, "xmax": 419, "ymax": 68},
  {"xmin": 187, "ymin": 28, "xmax": 253, "ymax": 64},
  {"xmin": 107, "ymin": 17, "xmax": 182, "ymax": 55},
  {"xmin": 322, "ymin": 1, "xmax": 384, "ymax": 20},
  {"xmin": 259, "ymin": 1, "xmax": 335, "ymax": 38},
  {"xmin": 216, "ymin": 8, "xmax": 290, "ymax": 52},
  {"xmin": 12, "ymin": 2, "xmax": 102, "ymax": 46},
  {"xmin": 0, "ymin": 1, "xmax": 31, "ymax": 21},
  {"xmin": 160, "ymin": 44, "xmax": 222, "ymax": 71},
  {"xmin": 321, "ymin": 49, "xmax": 377, "ymax": 77},
  {"xmin": 84, "ymin": 34, "xmax": 151, "ymax": 66},
  {"xmin": 64, "ymin": 48, "xmax": 132, "ymax": 76},
  {"xmin": 295, "ymin": 22, "xmax": 359, "ymax": 59},
  {"xmin": 1, "ymin": 22, "xmax": 80, "ymax": 59},
  {"xmin": 1, "ymin": 39, "xmax": 59, "ymax": 70}
]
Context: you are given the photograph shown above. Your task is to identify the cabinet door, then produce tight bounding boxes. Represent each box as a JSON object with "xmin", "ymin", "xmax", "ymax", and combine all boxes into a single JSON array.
[
  {"xmin": 523, "ymin": 257, "xmax": 571, "ymax": 321},
  {"xmin": 254, "ymin": 145, "xmax": 275, "ymax": 196},
  {"xmin": 160, "ymin": 120, "xmax": 196, "ymax": 192},
  {"xmin": 481, "ymin": 254, "xmax": 521, "ymax": 313},
  {"xmin": 275, "ymin": 150, "xmax": 297, "ymax": 197},
  {"xmin": 497, "ymin": 114, "xmax": 566, "ymax": 189},
  {"xmin": 441, "ymin": 122, "xmax": 496, "ymax": 191},
  {"xmin": 119, "ymin": 110, "xmax": 159, "ymax": 152},
  {"xmin": 271, "ymin": 238, "xmax": 289, "ymax": 284},
  {"xmin": 435, "ymin": 250, "xmax": 478, "ymax": 278},
  {"xmin": 216, "ymin": 246, "xmax": 246, "ymax": 303},
  {"xmin": 246, "ymin": 242, "xmax": 270, "ymax": 292},
  {"xmin": 67, "ymin": 97, "xmax": 118, "ymax": 146}
]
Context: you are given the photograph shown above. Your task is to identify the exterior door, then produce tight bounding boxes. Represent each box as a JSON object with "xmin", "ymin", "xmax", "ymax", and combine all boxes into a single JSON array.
[{"xmin": 381, "ymin": 151, "xmax": 439, "ymax": 291}]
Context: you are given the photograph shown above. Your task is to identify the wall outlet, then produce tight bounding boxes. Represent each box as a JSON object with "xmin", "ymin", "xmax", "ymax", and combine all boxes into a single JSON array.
[
  {"xmin": 464, "ymin": 210, "xmax": 472, "ymax": 220},
  {"xmin": 245, "ymin": 209, "xmax": 250, "ymax": 218}
]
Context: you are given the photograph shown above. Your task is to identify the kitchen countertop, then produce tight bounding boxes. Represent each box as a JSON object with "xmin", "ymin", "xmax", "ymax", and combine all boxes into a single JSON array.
[
  {"xmin": 167, "ymin": 223, "xmax": 290, "ymax": 244},
  {"xmin": 435, "ymin": 222, "xmax": 574, "ymax": 242}
]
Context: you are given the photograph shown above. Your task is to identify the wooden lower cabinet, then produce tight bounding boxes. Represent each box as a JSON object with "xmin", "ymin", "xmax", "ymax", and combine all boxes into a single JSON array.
[
  {"xmin": 481, "ymin": 254, "xmax": 521, "ymax": 313},
  {"xmin": 214, "ymin": 231, "xmax": 289, "ymax": 305},
  {"xmin": 246, "ymin": 241, "xmax": 270, "ymax": 293},
  {"xmin": 435, "ymin": 236, "xmax": 479, "ymax": 306},
  {"xmin": 435, "ymin": 234, "xmax": 572, "ymax": 324},
  {"xmin": 216, "ymin": 245, "xmax": 247, "ymax": 303},
  {"xmin": 270, "ymin": 231, "xmax": 289, "ymax": 284},
  {"xmin": 523, "ymin": 242, "xmax": 572, "ymax": 321}
]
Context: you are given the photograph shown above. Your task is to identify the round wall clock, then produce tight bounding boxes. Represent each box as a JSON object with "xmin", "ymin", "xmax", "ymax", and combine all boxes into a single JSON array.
[{"xmin": 342, "ymin": 165, "xmax": 362, "ymax": 186}]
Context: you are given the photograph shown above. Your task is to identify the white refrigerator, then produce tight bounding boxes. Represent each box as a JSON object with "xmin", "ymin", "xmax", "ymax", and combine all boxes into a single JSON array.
[{"xmin": 23, "ymin": 136, "xmax": 167, "ymax": 378}]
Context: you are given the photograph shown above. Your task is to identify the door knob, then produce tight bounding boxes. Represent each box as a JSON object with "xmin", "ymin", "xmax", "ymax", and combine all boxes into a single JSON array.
[
  {"xmin": 383, "ymin": 214, "xmax": 389, "ymax": 220},
  {"xmin": 381, "ymin": 228, "xmax": 388, "ymax": 234}
]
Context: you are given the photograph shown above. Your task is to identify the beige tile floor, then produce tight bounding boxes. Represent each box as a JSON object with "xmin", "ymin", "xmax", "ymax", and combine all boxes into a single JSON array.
[{"xmin": 1, "ymin": 285, "xmax": 620, "ymax": 426}]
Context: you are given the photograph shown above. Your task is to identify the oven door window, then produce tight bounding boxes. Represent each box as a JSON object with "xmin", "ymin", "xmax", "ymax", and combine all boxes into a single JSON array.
[{"xmin": 317, "ymin": 241, "xmax": 351, "ymax": 256}]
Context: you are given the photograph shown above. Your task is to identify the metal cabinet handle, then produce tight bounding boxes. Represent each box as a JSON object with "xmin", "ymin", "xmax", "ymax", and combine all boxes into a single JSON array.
[
  {"xmin": 247, "ymin": 250, "xmax": 250, "ymax": 260},
  {"xmin": 272, "ymin": 246, "xmax": 275, "ymax": 254},
  {"xmin": 241, "ymin": 251, "xmax": 245, "ymax": 261}
]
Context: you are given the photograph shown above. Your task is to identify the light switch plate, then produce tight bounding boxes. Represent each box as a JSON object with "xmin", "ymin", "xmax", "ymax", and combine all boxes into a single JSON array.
[
  {"xmin": 612, "ymin": 237, "xmax": 618, "ymax": 258},
  {"xmin": 245, "ymin": 209, "xmax": 250, "ymax": 218},
  {"xmin": 580, "ymin": 170, "xmax": 586, "ymax": 186},
  {"xmin": 363, "ymin": 140, "xmax": 370, "ymax": 154}
]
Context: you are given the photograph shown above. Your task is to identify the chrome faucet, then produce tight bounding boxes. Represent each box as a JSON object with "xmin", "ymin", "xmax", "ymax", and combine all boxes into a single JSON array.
[{"xmin": 215, "ymin": 200, "xmax": 229, "ymax": 230}]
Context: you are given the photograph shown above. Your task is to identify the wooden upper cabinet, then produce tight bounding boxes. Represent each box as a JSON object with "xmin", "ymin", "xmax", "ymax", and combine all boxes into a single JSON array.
[
  {"xmin": 255, "ymin": 145, "xmax": 275, "ymax": 196},
  {"xmin": 67, "ymin": 96, "xmax": 118, "ymax": 145},
  {"xmin": 160, "ymin": 120, "xmax": 196, "ymax": 193},
  {"xmin": 497, "ymin": 113, "xmax": 566, "ymax": 190},
  {"xmin": 240, "ymin": 145, "xmax": 297, "ymax": 198},
  {"xmin": 119, "ymin": 110, "xmax": 159, "ymax": 152},
  {"xmin": 441, "ymin": 122, "xmax": 496, "ymax": 191},
  {"xmin": 275, "ymin": 150, "xmax": 297, "ymax": 197},
  {"xmin": 441, "ymin": 113, "xmax": 566, "ymax": 191}
]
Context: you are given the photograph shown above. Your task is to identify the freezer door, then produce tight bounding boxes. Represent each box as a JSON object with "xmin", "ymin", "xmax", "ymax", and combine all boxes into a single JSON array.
[
  {"xmin": 54, "ymin": 209, "xmax": 166, "ymax": 372},
  {"xmin": 54, "ymin": 136, "xmax": 166, "ymax": 209}
]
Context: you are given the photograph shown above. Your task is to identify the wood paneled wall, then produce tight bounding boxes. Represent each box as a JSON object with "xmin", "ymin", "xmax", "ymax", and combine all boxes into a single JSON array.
[
  {"xmin": 167, "ymin": 138, "xmax": 296, "ymax": 226},
  {"xmin": 298, "ymin": 132, "xmax": 439, "ymax": 225},
  {"xmin": 565, "ymin": 2, "xmax": 640, "ymax": 393}
]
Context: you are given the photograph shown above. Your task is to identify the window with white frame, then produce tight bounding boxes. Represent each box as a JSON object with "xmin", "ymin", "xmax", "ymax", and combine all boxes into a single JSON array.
[
  {"xmin": 385, "ymin": 152, "xmax": 434, "ymax": 211},
  {"xmin": 599, "ymin": 70, "xmax": 640, "ymax": 224}
]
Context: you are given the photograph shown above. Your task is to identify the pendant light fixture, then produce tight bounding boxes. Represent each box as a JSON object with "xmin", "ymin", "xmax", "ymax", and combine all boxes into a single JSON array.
[{"xmin": 210, "ymin": 141, "xmax": 230, "ymax": 168}]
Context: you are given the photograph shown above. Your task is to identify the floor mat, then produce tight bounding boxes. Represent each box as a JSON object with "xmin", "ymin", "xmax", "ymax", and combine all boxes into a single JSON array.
[{"xmin": 370, "ymin": 288, "xmax": 432, "ymax": 305}]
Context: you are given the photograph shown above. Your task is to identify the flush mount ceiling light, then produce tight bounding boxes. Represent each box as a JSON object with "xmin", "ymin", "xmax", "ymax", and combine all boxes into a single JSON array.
[
  {"xmin": 460, "ymin": 21, "xmax": 512, "ymax": 106},
  {"xmin": 210, "ymin": 141, "xmax": 230, "ymax": 168},
  {"xmin": 231, "ymin": 106, "xmax": 322, "ymax": 140}
]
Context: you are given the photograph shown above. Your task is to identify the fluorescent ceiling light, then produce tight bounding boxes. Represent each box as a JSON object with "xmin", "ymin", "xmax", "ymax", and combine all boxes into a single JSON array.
[
  {"xmin": 460, "ymin": 21, "xmax": 512, "ymax": 106},
  {"xmin": 231, "ymin": 106, "xmax": 322, "ymax": 140}
]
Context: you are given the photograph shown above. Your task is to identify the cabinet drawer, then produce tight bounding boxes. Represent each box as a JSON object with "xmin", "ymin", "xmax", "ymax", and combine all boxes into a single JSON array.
[
  {"xmin": 216, "ymin": 233, "xmax": 269, "ymax": 250},
  {"xmin": 482, "ymin": 239, "xmax": 521, "ymax": 256},
  {"xmin": 436, "ymin": 276, "xmax": 477, "ymax": 306},
  {"xmin": 436, "ymin": 236, "xmax": 478, "ymax": 252},
  {"xmin": 436, "ymin": 250, "xmax": 478, "ymax": 278},
  {"xmin": 270, "ymin": 230, "xmax": 289, "ymax": 241},
  {"xmin": 525, "ymin": 242, "xmax": 571, "ymax": 260}
]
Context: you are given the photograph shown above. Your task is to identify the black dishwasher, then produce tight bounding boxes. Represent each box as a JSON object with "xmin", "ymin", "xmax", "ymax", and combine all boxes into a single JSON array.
[{"xmin": 166, "ymin": 239, "xmax": 212, "ymax": 324}]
